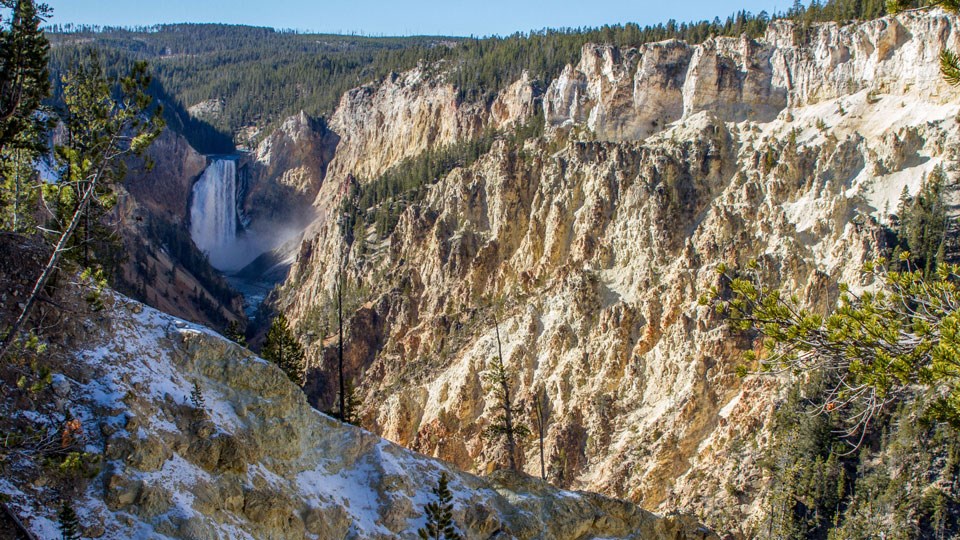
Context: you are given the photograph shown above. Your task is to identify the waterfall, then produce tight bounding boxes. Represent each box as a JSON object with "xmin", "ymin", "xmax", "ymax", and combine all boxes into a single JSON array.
[{"xmin": 190, "ymin": 159, "xmax": 238, "ymax": 269}]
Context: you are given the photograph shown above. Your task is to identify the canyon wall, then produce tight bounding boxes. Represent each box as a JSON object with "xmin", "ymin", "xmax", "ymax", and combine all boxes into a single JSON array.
[
  {"xmin": 276, "ymin": 11, "xmax": 960, "ymax": 532},
  {"xmin": 117, "ymin": 110, "xmax": 338, "ymax": 326},
  {"xmin": 247, "ymin": 111, "xmax": 339, "ymax": 227}
]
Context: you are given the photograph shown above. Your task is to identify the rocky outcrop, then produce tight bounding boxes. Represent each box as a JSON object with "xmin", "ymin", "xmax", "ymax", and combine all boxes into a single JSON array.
[
  {"xmin": 281, "ymin": 66, "xmax": 541, "ymax": 328},
  {"xmin": 306, "ymin": 65, "xmax": 538, "ymax": 220},
  {"xmin": 492, "ymin": 72, "xmax": 541, "ymax": 129},
  {"xmin": 543, "ymin": 37, "xmax": 787, "ymax": 141},
  {"xmin": 246, "ymin": 111, "xmax": 339, "ymax": 226},
  {"xmin": 321, "ymin": 68, "xmax": 482, "ymax": 189},
  {"xmin": 544, "ymin": 13, "xmax": 959, "ymax": 141},
  {"xmin": 279, "ymin": 11, "xmax": 960, "ymax": 534},
  {"xmin": 765, "ymin": 15, "xmax": 958, "ymax": 105},
  {"xmin": 187, "ymin": 98, "xmax": 224, "ymax": 121},
  {"xmin": 0, "ymin": 268, "xmax": 714, "ymax": 539},
  {"xmin": 125, "ymin": 128, "xmax": 207, "ymax": 222}
]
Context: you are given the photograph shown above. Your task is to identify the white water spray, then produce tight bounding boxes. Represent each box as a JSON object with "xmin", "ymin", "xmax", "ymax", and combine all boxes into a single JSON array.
[{"xmin": 190, "ymin": 159, "xmax": 238, "ymax": 269}]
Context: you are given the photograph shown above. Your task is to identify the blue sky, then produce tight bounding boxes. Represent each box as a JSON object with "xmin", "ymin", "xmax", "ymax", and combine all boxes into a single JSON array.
[{"xmin": 47, "ymin": 1, "xmax": 787, "ymax": 37}]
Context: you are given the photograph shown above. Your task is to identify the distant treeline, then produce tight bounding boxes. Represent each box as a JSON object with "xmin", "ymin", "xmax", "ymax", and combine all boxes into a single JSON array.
[
  {"xmin": 45, "ymin": 0, "xmax": 907, "ymax": 151},
  {"xmin": 45, "ymin": 22, "xmax": 310, "ymax": 35}
]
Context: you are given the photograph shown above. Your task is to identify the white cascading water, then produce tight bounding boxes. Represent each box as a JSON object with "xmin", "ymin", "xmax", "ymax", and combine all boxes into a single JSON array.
[{"xmin": 190, "ymin": 159, "xmax": 238, "ymax": 270}]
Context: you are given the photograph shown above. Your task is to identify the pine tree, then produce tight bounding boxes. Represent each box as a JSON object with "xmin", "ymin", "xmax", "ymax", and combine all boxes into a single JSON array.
[
  {"xmin": 225, "ymin": 320, "xmax": 247, "ymax": 346},
  {"xmin": 338, "ymin": 377, "xmax": 363, "ymax": 426},
  {"xmin": 941, "ymin": 49, "xmax": 960, "ymax": 86},
  {"xmin": 52, "ymin": 50, "xmax": 148, "ymax": 268},
  {"xmin": 261, "ymin": 313, "xmax": 305, "ymax": 385},
  {"xmin": 707, "ymin": 257, "xmax": 960, "ymax": 435},
  {"xmin": 0, "ymin": 148, "xmax": 41, "ymax": 232},
  {"xmin": 482, "ymin": 315, "xmax": 530, "ymax": 471},
  {"xmin": 190, "ymin": 380, "xmax": 206, "ymax": 411},
  {"xmin": 0, "ymin": 50, "xmax": 163, "ymax": 361},
  {"xmin": 0, "ymin": 0, "xmax": 52, "ymax": 156},
  {"xmin": 418, "ymin": 472, "xmax": 463, "ymax": 540},
  {"xmin": 894, "ymin": 168, "xmax": 950, "ymax": 275},
  {"xmin": 0, "ymin": 0, "xmax": 52, "ymax": 233},
  {"xmin": 58, "ymin": 501, "xmax": 80, "ymax": 540}
]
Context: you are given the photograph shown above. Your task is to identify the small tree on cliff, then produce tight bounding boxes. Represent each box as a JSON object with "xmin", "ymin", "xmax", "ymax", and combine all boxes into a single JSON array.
[
  {"xmin": 57, "ymin": 501, "xmax": 81, "ymax": 540},
  {"xmin": 418, "ymin": 472, "xmax": 463, "ymax": 540},
  {"xmin": 482, "ymin": 314, "xmax": 530, "ymax": 471},
  {"xmin": 338, "ymin": 377, "xmax": 362, "ymax": 426},
  {"xmin": 225, "ymin": 320, "xmax": 247, "ymax": 347},
  {"xmin": 261, "ymin": 313, "xmax": 305, "ymax": 386}
]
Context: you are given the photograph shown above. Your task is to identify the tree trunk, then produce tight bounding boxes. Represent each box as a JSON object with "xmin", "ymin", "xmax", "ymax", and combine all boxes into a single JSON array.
[
  {"xmin": 278, "ymin": 333, "xmax": 284, "ymax": 376},
  {"xmin": 83, "ymin": 198, "xmax": 90, "ymax": 268},
  {"xmin": 535, "ymin": 389, "xmax": 546, "ymax": 480},
  {"xmin": 0, "ymin": 173, "xmax": 99, "ymax": 360},
  {"xmin": 337, "ymin": 265, "xmax": 345, "ymax": 421},
  {"xmin": 13, "ymin": 149, "xmax": 20, "ymax": 232},
  {"xmin": 0, "ymin": 145, "xmax": 114, "ymax": 360},
  {"xmin": 538, "ymin": 423, "xmax": 545, "ymax": 479},
  {"xmin": 1, "ymin": 501, "xmax": 39, "ymax": 540},
  {"xmin": 493, "ymin": 314, "xmax": 517, "ymax": 471}
]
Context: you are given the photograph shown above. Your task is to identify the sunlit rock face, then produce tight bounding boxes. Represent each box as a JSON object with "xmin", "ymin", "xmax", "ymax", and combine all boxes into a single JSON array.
[
  {"xmin": 277, "ymin": 11, "xmax": 960, "ymax": 532},
  {"xmin": 246, "ymin": 110, "xmax": 338, "ymax": 227}
]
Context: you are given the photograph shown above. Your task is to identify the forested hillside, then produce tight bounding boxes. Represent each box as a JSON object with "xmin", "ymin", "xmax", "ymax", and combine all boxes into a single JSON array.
[{"xmin": 46, "ymin": 28, "xmax": 456, "ymax": 152}]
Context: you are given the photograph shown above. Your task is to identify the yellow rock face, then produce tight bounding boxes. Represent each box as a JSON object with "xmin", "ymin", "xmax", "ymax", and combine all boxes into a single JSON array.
[{"xmin": 278, "ymin": 12, "xmax": 960, "ymax": 533}]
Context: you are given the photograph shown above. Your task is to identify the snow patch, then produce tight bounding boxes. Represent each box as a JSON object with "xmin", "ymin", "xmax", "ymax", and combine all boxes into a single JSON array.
[{"xmin": 718, "ymin": 392, "xmax": 742, "ymax": 419}]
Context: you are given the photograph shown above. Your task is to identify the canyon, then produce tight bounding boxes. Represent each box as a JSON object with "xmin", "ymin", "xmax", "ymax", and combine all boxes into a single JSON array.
[
  {"xmin": 3, "ymin": 9, "xmax": 960, "ymax": 539},
  {"xmin": 268, "ymin": 11, "xmax": 960, "ymax": 534}
]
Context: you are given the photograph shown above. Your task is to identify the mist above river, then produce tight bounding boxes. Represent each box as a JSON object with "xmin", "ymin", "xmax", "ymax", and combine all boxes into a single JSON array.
[{"xmin": 189, "ymin": 157, "xmax": 308, "ymax": 273}]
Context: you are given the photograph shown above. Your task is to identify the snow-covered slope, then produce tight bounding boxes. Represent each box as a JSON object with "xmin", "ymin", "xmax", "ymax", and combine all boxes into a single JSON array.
[{"xmin": 0, "ymin": 278, "xmax": 713, "ymax": 540}]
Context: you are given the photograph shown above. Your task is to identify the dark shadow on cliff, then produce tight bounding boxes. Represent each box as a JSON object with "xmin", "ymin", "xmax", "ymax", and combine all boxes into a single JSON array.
[
  {"xmin": 47, "ymin": 46, "xmax": 236, "ymax": 155},
  {"xmin": 302, "ymin": 301, "xmax": 386, "ymax": 415}
]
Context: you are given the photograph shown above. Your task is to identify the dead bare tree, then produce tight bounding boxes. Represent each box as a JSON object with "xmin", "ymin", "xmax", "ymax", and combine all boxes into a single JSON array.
[{"xmin": 531, "ymin": 384, "xmax": 549, "ymax": 480}]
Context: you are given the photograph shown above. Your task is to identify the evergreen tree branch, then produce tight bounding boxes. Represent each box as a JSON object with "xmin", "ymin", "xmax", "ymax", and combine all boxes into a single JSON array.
[{"xmin": 941, "ymin": 49, "xmax": 960, "ymax": 86}]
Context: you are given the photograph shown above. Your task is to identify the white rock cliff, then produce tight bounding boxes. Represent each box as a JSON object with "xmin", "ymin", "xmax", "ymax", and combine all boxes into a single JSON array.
[{"xmin": 277, "ymin": 11, "xmax": 960, "ymax": 533}]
